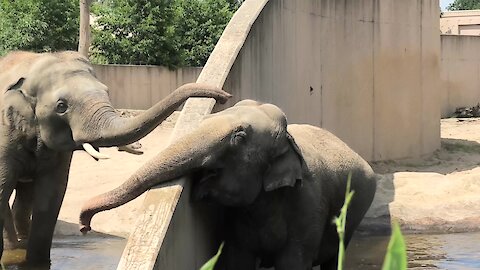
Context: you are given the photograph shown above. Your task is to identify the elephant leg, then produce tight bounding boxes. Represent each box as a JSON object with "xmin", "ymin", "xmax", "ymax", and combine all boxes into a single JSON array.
[
  {"xmin": 3, "ymin": 203, "xmax": 19, "ymax": 250},
  {"xmin": 12, "ymin": 181, "xmax": 34, "ymax": 248},
  {"xmin": 274, "ymin": 245, "xmax": 313, "ymax": 270},
  {"xmin": 214, "ymin": 241, "xmax": 256, "ymax": 270},
  {"xmin": 0, "ymin": 169, "xmax": 17, "ymax": 260},
  {"xmin": 26, "ymin": 153, "xmax": 72, "ymax": 265},
  {"xmin": 320, "ymin": 256, "xmax": 337, "ymax": 270}
]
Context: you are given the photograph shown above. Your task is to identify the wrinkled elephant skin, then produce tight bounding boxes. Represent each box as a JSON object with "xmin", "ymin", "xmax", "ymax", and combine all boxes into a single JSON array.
[
  {"xmin": 0, "ymin": 51, "xmax": 231, "ymax": 265},
  {"xmin": 80, "ymin": 99, "xmax": 376, "ymax": 270}
]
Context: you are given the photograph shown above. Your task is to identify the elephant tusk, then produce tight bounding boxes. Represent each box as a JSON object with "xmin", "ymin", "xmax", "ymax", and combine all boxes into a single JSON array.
[{"xmin": 82, "ymin": 143, "xmax": 110, "ymax": 160}]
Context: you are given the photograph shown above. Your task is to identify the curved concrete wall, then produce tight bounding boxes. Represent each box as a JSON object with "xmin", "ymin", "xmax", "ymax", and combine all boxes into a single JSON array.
[
  {"xmin": 220, "ymin": 0, "xmax": 441, "ymax": 161},
  {"xmin": 118, "ymin": 1, "xmax": 441, "ymax": 269},
  {"xmin": 441, "ymin": 35, "xmax": 480, "ymax": 117}
]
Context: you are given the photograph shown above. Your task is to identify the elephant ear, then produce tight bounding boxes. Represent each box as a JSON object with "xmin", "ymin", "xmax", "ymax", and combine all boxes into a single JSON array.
[
  {"xmin": 2, "ymin": 78, "xmax": 36, "ymax": 137},
  {"xmin": 263, "ymin": 132, "xmax": 306, "ymax": 192}
]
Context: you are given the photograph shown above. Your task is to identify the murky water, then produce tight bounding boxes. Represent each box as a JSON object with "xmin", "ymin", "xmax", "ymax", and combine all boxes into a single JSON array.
[
  {"xmin": 346, "ymin": 232, "xmax": 480, "ymax": 270},
  {"xmin": 2, "ymin": 232, "xmax": 480, "ymax": 269},
  {"xmin": 1, "ymin": 236, "xmax": 126, "ymax": 270}
]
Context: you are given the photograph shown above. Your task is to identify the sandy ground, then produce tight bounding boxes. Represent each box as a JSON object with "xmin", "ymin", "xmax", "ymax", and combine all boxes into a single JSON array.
[
  {"xmin": 365, "ymin": 118, "xmax": 480, "ymax": 233},
  {"xmin": 56, "ymin": 115, "xmax": 480, "ymax": 237}
]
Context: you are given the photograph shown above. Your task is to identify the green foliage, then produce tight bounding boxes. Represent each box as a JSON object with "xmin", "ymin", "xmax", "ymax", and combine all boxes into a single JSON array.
[
  {"xmin": 334, "ymin": 173, "xmax": 355, "ymax": 270},
  {"xmin": 447, "ymin": 0, "xmax": 480, "ymax": 10},
  {"xmin": 0, "ymin": 0, "xmax": 79, "ymax": 56},
  {"xmin": 90, "ymin": 0, "xmax": 180, "ymax": 66},
  {"xmin": 199, "ymin": 242, "xmax": 224, "ymax": 270},
  {"xmin": 382, "ymin": 223, "xmax": 407, "ymax": 270},
  {"xmin": 175, "ymin": 0, "xmax": 239, "ymax": 66},
  {"xmin": 90, "ymin": 0, "xmax": 240, "ymax": 67}
]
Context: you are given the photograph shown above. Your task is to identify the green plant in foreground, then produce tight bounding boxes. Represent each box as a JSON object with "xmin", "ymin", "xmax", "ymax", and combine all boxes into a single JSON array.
[
  {"xmin": 334, "ymin": 173, "xmax": 355, "ymax": 270},
  {"xmin": 381, "ymin": 222, "xmax": 407, "ymax": 270},
  {"xmin": 199, "ymin": 242, "xmax": 224, "ymax": 270},
  {"xmin": 335, "ymin": 172, "xmax": 407, "ymax": 270}
]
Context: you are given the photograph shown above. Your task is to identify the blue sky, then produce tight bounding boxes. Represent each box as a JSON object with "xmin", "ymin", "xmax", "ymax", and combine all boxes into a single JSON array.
[{"xmin": 441, "ymin": 0, "xmax": 454, "ymax": 10}]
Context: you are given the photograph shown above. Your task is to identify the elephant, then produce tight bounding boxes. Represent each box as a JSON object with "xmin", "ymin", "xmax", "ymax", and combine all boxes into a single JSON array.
[
  {"xmin": 0, "ymin": 50, "xmax": 231, "ymax": 265},
  {"xmin": 79, "ymin": 100, "xmax": 377, "ymax": 270}
]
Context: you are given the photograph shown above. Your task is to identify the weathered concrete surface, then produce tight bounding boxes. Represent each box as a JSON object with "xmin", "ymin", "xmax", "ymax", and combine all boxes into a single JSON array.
[
  {"xmin": 114, "ymin": 0, "xmax": 441, "ymax": 269},
  {"xmin": 221, "ymin": 0, "xmax": 441, "ymax": 161},
  {"xmin": 116, "ymin": 1, "xmax": 270, "ymax": 269},
  {"xmin": 441, "ymin": 35, "xmax": 480, "ymax": 118},
  {"xmin": 364, "ymin": 171, "xmax": 480, "ymax": 233},
  {"xmin": 93, "ymin": 65, "xmax": 202, "ymax": 110},
  {"xmin": 363, "ymin": 118, "xmax": 480, "ymax": 234}
]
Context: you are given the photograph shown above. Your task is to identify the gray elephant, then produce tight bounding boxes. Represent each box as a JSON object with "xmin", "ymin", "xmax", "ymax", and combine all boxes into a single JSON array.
[
  {"xmin": 0, "ymin": 50, "xmax": 231, "ymax": 265},
  {"xmin": 80, "ymin": 100, "xmax": 376, "ymax": 269}
]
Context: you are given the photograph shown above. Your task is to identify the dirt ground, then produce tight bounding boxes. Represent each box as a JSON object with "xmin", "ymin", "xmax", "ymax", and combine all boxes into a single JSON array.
[
  {"xmin": 55, "ymin": 115, "xmax": 480, "ymax": 237},
  {"xmin": 365, "ymin": 118, "xmax": 480, "ymax": 233}
]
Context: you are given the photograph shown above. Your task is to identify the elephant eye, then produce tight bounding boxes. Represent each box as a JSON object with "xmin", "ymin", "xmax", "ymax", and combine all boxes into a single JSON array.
[
  {"xmin": 231, "ymin": 130, "xmax": 247, "ymax": 145},
  {"xmin": 55, "ymin": 100, "xmax": 68, "ymax": 114}
]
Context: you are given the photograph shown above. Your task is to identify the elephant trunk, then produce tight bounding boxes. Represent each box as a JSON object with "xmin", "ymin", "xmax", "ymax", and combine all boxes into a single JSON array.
[
  {"xmin": 79, "ymin": 121, "xmax": 231, "ymax": 233},
  {"xmin": 74, "ymin": 83, "xmax": 230, "ymax": 148}
]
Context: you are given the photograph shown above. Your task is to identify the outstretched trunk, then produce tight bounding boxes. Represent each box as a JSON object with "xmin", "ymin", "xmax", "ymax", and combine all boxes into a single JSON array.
[
  {"xmin": 73, "ymin": 83, "xmax": 230, "ymax": 148},
  {"xmin": 79, "ymin": 121, "xmax": 231, "ymax": 233}
]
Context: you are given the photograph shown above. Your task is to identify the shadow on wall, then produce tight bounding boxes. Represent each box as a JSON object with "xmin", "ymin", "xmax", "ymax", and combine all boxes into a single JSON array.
[{"xmin": 357, "ymin": 174, "xmax": 394, "ymax": 236}]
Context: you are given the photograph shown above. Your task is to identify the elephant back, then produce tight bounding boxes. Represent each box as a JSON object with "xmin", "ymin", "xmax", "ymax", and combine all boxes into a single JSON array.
[{"xmin": 287, "ymin": 124, "xmax": 374, "ymax": 177}]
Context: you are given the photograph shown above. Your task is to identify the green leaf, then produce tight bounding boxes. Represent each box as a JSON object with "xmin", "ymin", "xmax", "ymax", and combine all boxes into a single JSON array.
[
  {"xmin": 199, "ymin": 242, "xmax": 224, "ymax": 270},
  {"xmin": 381, "ymin": 222, "xmax": 407, "ymax": 270},
  {"xmin": 335, "ymin": 172, "xmax": 355, "ymax": 270}
]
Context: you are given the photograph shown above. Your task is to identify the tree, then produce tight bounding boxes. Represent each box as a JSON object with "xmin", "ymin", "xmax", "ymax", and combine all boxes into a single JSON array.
[
  {"xmin": 90, "ymin": 0, "xmax": 180, "ymax": 67},
  {"xmin": 175, "ymin": 0, "xmax": 239, "ymax": 66},
  {"xmin": 447, "ymin": 0, "xmax": 480, "ymax": 10},
  {"xmin": 78, "ymin": 0, "xmax": 92, "ymax": 57},
  {"xmin": 90, "ymin": 0, "xmax": 240, "ymax": 67},
  {"xmin": 0, "ymin": 0, "xmax": 79, "ymax": 56}
]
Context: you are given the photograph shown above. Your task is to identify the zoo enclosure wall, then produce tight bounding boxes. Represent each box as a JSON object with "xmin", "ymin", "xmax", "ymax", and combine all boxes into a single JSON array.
[
  {"xmin": 95, "ymin": 0, "xmax": 441, "ymax": 163},
  {"xmin": 114, "ymin": 0, "xmax": 442, "ymax": 270},
  {"xmin": 441, "ymin": 35, "xmax": 480, "ymax": 118}
]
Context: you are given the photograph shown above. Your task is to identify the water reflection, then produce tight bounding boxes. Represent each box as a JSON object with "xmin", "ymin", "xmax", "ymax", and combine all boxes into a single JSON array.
[
  {"xmin": 346, "ymin": 232, "xmax": 480, "ymax": 270},
  {"xmin": 2, "ymin": 236, "xmax": 126, "ymax": 270},
  {"xmin": 3, "ymin": 232, "xmax": 480, "ymax": 269}
]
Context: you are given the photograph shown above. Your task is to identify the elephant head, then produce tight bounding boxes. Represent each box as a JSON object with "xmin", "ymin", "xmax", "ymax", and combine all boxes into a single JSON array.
[
  {"xmin": 80, "ymin": 100, "xmax": 306, "ymax": 232},
  {"xmin": 1, "ymin": 51, "xmax": 231, "ymax": 157}
]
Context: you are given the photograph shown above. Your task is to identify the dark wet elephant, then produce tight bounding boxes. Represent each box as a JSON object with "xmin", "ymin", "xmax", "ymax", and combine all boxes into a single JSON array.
[
  {"xmin": 0, "ymin": 50, "xmax": 231, "ymax": 265},
  {"xmin": 80, "ymin": 100, "xmax": 376, "ymax": 270}
]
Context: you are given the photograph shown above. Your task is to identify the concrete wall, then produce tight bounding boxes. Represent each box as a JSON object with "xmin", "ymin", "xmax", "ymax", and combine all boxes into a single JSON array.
[
  {"xmin": 441, "ymin": 35, "xmax": 480, "ymax": 117},
  {"xmin": 118, "ymin": 1, "xmax": 442, "ymax": 269},
  {"xmin": 220, "ymin": 0, "xmax": 441, "ymax": 161},
  {"xmin": 93, "ymin": 64, "xmax": 202, "ymax": 109},
  {"xmin": 441, "ymin": 10, "xmax": 480, "ymax": 35}
]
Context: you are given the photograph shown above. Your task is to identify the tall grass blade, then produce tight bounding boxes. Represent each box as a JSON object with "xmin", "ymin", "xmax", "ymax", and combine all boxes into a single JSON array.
[
  {"xmin": 381, "ymin": 222, "xmax": 407, "ymax": 270},
  {"xmin": 335, "ymin": 172, "xmax": 355, "ymax": 270},
  {"xmin": 200, "ymin": 242, "xmax": 224, "ymax": 270}
]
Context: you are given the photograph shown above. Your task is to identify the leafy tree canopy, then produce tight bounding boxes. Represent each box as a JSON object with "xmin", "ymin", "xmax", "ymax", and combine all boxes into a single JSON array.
[
  {"xmin": 447, "ymin": 0, "xmax": 480, "ymax": 10},
  {"xmin": 91, "ymin": 0, "xmax": 240, "ymax": 67},
  {"xmin": 0, "ymin": 0, "xmax": 79, "ymax": 56},
  {"xmin": 175, "ymin": 0, "xmax": 240, "ymax": 66},
  {"xmin": 1, "ymin": 0, "xmax": 241, "ymax": 67}
]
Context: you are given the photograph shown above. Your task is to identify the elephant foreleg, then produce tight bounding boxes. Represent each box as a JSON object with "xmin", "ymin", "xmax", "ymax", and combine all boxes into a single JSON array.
[
  {"xmin": 3, "ymin": 204, "xmax": 19, "ymax": 249},
  {"xmin": 26, "ymin": 153, "xmax": 72, "ymax": 265},
  {"xmin": 0, "ymin": 167, "xmax": 17, "ymax": 260},
  {"xmin": 215, "ymin": 241, "xmax": 256, "ymax": 270},
  {"xmin": 12, "ymin": 181, "xmax": 34, "ymax": 248}
]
